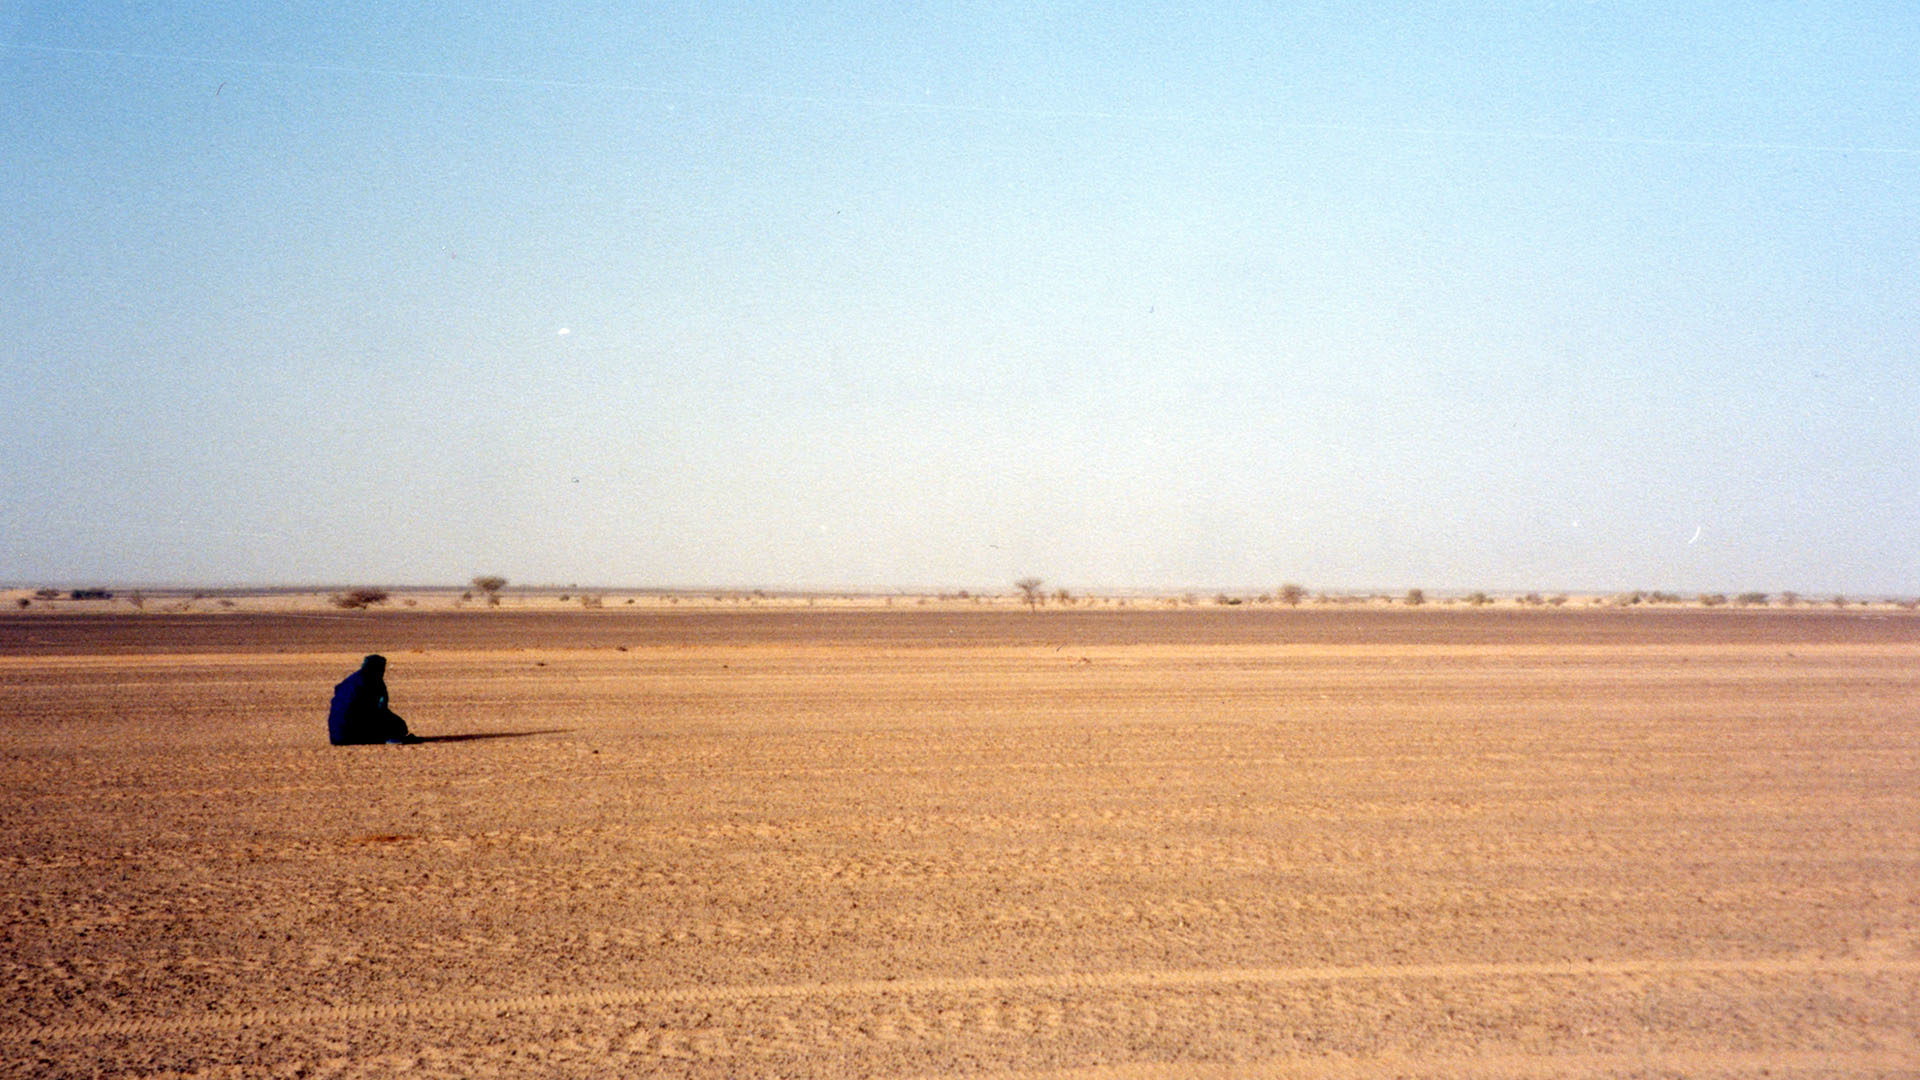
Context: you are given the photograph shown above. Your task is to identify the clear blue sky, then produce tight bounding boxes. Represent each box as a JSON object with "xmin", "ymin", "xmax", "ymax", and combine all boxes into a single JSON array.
[{"xmin": 4, "ymin": 3, "xmax": 1916, "ymax": 593}]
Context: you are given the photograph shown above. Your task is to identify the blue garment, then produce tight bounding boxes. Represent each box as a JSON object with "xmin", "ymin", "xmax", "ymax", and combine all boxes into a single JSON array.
[{"xmin": 328, "ymin": 656, "xmax": 408, "ymax": 744}]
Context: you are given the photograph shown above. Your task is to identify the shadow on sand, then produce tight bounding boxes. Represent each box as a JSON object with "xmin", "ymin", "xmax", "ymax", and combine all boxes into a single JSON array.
[{"xmin": 412, "ymin": 729, "xmax": 570, "ymax": 744}]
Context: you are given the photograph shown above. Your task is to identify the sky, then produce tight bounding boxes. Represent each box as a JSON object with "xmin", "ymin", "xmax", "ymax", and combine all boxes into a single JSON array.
[{"xmin": 3, "ymin": 2, "xmax": 1916, "ymax": 594}]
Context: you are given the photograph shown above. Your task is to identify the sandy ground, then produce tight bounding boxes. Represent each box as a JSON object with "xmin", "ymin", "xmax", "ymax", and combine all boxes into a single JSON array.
[{"xmin": 2, "ymin": 608, "xmax": 1916, "ymax": 1078}]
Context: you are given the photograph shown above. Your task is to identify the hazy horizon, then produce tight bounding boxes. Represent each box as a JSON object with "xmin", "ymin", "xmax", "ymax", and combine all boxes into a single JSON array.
[{"xmin": 6, "ymin": 4, "xmax": 1916, "ymax": 596}]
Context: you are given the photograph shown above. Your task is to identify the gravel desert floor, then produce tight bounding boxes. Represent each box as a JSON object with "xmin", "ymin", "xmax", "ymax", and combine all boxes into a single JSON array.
[{"xmin": 2, "ymin": 607, "xmax": 1917, "ymax": 1078}]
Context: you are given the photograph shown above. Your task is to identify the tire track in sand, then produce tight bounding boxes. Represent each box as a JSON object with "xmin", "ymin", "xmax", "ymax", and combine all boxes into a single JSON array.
[
  {"xmin": 12, "ymin": 955, "xmax": 1918, "ymax": 1043},
  {"xmin": 929, "ymin": 1050, "xmax": 1920, "ymax": 1079}
]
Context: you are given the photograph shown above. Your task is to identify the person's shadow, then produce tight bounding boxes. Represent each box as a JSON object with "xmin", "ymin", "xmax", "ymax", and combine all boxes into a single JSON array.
[{"xmin": 412, "ymin": 729, "xmax": 570, "ymax": 743}]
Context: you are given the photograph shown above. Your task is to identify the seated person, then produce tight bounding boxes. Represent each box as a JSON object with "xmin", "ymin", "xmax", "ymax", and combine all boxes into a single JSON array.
[{"xmin": 328, "ymin": 654, "xmax": 418, "ymax": 744}]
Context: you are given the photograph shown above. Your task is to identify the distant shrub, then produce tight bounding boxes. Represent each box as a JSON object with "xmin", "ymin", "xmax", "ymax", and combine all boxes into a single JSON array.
[
  {"xmin": 70, "ymin": 589, "xmax": 113, "ymax": 600},
  {"xmin": 1521, "ymin": 592, "xmax": 1544, "ymax": 606},
  {"xmin": 1464, "ymin": 591, "xmax": 1492, "ymax": 606},
  {"xmin": 579, "ymin": 594, "xmax": 603, "ymax": 608},
  {"xmin": 126, "ymin": 591, "xmax": 144, "ymax": 609},
  {"xmin": 471, "ymin": 576, "xmax": 507, "ymax": 607},
  {"xmin": 34, "ymin": 588, "xmax": 59, "ymax": 600},
  {"xmin": 1278, "ymin": 583, "xmax": 1307, "ymax": 606},
  {"xmin": 1611, "ymin": 591, "xmax": 1644, "ymax": 607},
  {"xmin": 1779, "ymin": 591, "xmax": 1799, "ymax": 607},
  {"xmin": 557, "ymin": 594, "xmax": 571, "ymax": 602},
  {"xmin": 1831, "ymin": 594, "xmax": 1848, "ymax": 608},
  {"xmin": 1214, "ymin": 594, "xmax": 1242, "ymax": 605},
  {"xmin": 1548, "ymin": 594, "xmax": 1569, "ymax": 606},
  {"xmin": 330, "ymin": 588, "xmax": 390, "ymax": 610},
  {"xmin": 1647, "ymin": 592, "xmax": 1683, "ymax": 604},
  {"xmin": 15, "ymin": 598, "xmax": 28, "ymax": 608},
  {"xmin": 1404, "ymin": 588, "xmax": 1425, "ymax": 606},
  {"xmin": 1015, "ymin": 578, "xmax": 1045, "ymax": 610},
  {"xmin": 1053, "ymin": 588, "xmax": 1073, "ymax": 605},
  {"xmin": 1735, "ymin": 592, "xmax": 1769, "ymax": 606},
  {"xmin": 1697, "ymin": 593, "xmax": 1727, "ymax": 607}
]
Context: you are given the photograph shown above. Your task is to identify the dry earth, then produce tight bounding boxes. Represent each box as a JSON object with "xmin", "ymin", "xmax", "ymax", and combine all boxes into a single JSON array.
[{"xmin": 1, "ymin": 608, "xmax": 1916, "ymax": 1078}]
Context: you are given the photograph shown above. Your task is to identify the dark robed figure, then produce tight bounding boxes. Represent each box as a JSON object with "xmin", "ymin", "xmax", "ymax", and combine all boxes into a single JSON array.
[{"xmin": 328, "ymin": 655, "xmax": 415, "ymax": 745}]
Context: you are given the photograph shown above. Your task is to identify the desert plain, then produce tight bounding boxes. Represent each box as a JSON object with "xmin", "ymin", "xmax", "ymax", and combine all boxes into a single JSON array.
[{"xmin": 2, "ymin": 603, "xmax": 1917, "ymax": 1078}]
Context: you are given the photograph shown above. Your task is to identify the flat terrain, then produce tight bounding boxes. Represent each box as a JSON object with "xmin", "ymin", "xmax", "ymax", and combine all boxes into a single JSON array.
[{"xmin": 2, "ymin": 608, "xmax": 1916, "ymax": 1078}]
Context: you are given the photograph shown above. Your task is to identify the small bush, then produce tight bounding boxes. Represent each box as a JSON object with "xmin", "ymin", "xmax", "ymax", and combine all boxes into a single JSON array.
[
  {"xmin": 579, "ymin": 594, "xmax": 603, "ymax": 608},
  {"xmin": 1464, "ymin": 591, "xmax": 1492, "ymax": 606},
  {"xmin": 330, "ymin": 588, "xmax": 390, "ymax": 610},
  {"xmin": 1831, "ymin": 595, "xmax": 1848, "ymax": 608},
  {"xmin": 1779, "ymin": 591, "xmax": 1799, "ymax": 607},
  {"xmin": 1735, "ymin": 592, "xmax": 1769, "ymax": 606},
  {"xmin": 1647, "ymin": 592, "xmax": 1683, "ymax": 604},
  {"xmin": 1548, "ymin": 594, "xmax": 1568, "ymax": 606},
  {"xmin": 15, "ymin": 598, "xmax": 29, "ymax": 608},
  {"xmin": 1404, "ymin": 588, "xmax": 1425, "ymax": 606},
  {"xmin": 1278, "ymin": 583, "xmax": 1307, "ymax": 606},
  {"xmin": 1214, "ymin": 593, "xmax": 1242, "ymax": 605},
  {"xmin": 1521, "ymin": 593, "xmax": 1544, "ymax": 606},
  {"xmin": 34, "ymin": 588, "xmax": 59, "ymax": 600},
  {"xmin": 70, "ymin": 589, "xmax": 114, "ymax": 600},
  {"xmin": 557, "ymin": 594, "xmax": 571, "ymax": 602},
  {"xmin": 1698, "ymin": 593, "xmax": 1727, "ymax": 607}
]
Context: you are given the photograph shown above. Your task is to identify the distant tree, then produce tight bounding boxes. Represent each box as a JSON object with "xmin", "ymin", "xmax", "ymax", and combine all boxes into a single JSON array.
[
  {"xmin": 1779, "ymin": 591, "xmax": 1800, "ymax": 607},
  {"xmin": 1014, "ymin": 577, "xmax": 1045, "ymax": 610},
  {"xmin": 1404, "ymin": 588, "xmax": 1425, "ymax": 606},
  {"xmin": 330, "ymin": 588, "xmax": 390, "ymax": 610},
  {"xmin": 1465, "ymin": 591, "xmax": 1492, "ymax": 606},
  {"xmin": 1278, "ymin": 583, "xmax": 1307, "ymax": 606},
  {"xmin": 471, "ymin": 575, "xmax": 508, "ymax": 607},
  {"xmin": 1053, "ymin": 587, "xmax": 1073, "ymax": 606}
]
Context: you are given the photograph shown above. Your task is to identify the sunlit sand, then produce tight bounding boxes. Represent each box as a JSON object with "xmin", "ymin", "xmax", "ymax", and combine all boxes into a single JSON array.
[{"xmin": 3, "ymin": 604, "xmax": 1916, "ymax": 1077}]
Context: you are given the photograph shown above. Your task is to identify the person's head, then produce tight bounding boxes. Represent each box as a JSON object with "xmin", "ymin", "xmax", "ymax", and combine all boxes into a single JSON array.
[{"xmin": 362, "ymin": 654, "xmax": 386, "ymax": 677}]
